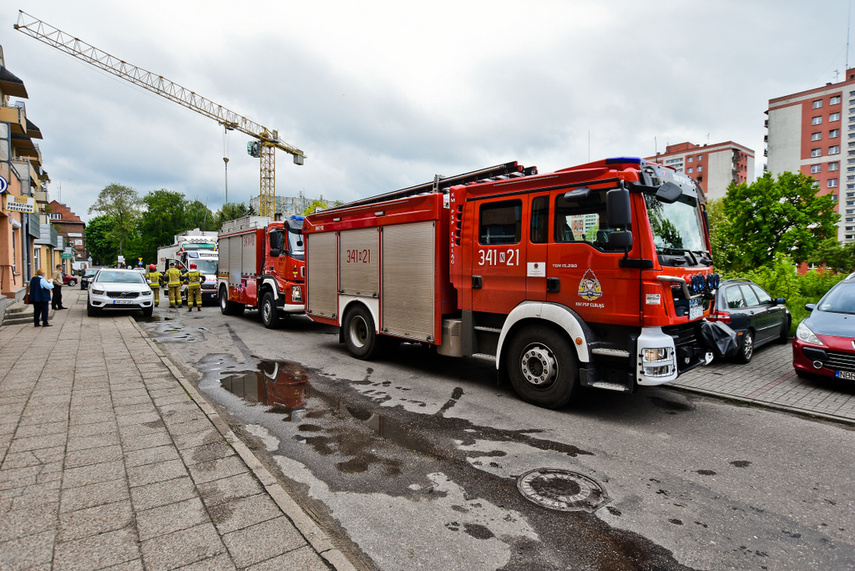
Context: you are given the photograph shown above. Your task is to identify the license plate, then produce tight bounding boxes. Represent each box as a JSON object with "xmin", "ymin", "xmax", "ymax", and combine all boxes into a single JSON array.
[
  {"xmin": 837, "ymin": 370, "xmax": 855, "ymax": 381},
  {"xmin": 689, "ymin": 299, "xmax": 702, "ymax": 320},
  {"xmin": 112, "ymin": 300, "xmax": 136, "ymax": 305}
]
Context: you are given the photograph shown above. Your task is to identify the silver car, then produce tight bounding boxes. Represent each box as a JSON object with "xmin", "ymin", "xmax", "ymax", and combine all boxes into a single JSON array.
[{"xmin": 87, "ymin": 268, "xmax": 154, "ymax": 317}]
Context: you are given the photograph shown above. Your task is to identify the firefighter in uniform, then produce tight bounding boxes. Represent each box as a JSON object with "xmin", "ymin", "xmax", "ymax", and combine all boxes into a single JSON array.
[
  {"xmin": 146, "ymin": 264, "xmax": 163, "ymax": 306},
  {"xmin": 165, "ymin": 261, "xmax": 183, "ymax": 308},
  {"xmin": 184, "ymin": 262, "xmax": 203, "ymax": 311}
]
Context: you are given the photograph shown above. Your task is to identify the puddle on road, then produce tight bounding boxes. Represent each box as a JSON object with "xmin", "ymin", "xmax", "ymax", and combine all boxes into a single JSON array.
[
  {"xmin": 145, "ymin": 318, "xmax": 208, "ymax": 343},
  {"xmin": 220, "ymin": 360, "xmax": 310, "ymax": 421},
  {"xmin": 213, "ymin": 358, "xmax": 436, "ymax": 474}
]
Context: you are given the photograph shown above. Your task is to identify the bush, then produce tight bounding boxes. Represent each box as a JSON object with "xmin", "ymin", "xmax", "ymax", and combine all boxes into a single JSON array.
[{"xmin": 722, "ymin": 255, "xmax": 848, "ymax": 335}]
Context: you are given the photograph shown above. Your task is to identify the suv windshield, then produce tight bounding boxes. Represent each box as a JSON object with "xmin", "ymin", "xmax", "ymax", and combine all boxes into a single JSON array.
[
  {"xmin": 96, "ymin": 271, "xmax": 145, "ymax": 284},
  {"xmin": 644, "ymin": 193, "xmax": 709, "ymax": 265},
  {"xmin": 818, "ymin": 282, "xmax": 855, "ymax": 314}
]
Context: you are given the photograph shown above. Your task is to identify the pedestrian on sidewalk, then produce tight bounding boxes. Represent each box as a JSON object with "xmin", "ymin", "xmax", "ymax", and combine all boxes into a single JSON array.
[
  {"xmin": 29, "ymin": 268, "xmax": 54, "ymax": 327},
  {"xmin": 51, "ymin": 264, "xmax": 67, "ymax": 310}
]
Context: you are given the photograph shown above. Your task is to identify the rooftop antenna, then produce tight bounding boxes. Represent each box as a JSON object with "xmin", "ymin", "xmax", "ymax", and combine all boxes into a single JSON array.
[{"xmin": 848, "ymin": 0, "xmax": 852, "ymax": 72}]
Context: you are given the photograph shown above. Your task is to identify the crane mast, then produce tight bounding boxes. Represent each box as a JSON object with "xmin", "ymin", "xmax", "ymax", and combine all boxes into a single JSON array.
[{"xmin": 14, "ymin": 11, "xmax": 305, "ymax": 217}]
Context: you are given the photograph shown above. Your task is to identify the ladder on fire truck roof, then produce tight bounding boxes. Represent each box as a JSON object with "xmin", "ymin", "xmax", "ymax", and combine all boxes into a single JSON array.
[{"xmin": 333, "ymin": 161, "xmax": 538, "ymax": 210}]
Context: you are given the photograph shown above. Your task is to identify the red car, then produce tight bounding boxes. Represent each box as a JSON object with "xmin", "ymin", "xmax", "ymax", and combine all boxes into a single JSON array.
[
  {"xmin": 793, "ymin": 273, "xmax": 855, "ymax": 380},
  {"xmin": 62, "ymin": 274, "xmax": 78, "ymax": 286}
]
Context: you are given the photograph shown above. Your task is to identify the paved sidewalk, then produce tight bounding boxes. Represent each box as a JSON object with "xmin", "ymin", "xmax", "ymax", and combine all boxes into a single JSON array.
[
  {"xmin": 0, "ymin": 290, "xmax": 355, "ymax": 570},
  {"xmin": 673, "ymin": 338, "xmax": 855, "ymax": 425}
]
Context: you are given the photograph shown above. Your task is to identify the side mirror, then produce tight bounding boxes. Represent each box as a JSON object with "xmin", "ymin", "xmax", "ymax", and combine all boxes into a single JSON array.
[
  {"xmin": 655, "ymin": 181, "xmax": 682, "ymax": 204},
  {"xmin": 606, "ymin": 187, "xmax": 631, "ymax": 228},
  {"xmin": 804, "ymin": 303, "xmax": 816, "ymax": 312},
  {"xmin": 608, "ymin": 230, "xmax": 632, "ymax": 250}
]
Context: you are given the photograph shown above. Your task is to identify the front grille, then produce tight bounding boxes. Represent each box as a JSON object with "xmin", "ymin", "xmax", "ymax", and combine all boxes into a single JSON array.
[
  {"xmin": 827, "ymin": 351, "xmax": 855, "ymax": 371},
  {"xmin": 107, "ymin": 291, "xmax": 139, "ymax": 299},
  {"xmin": 201, "ymin": 283, "xmax": 216, "ymax": 290}
]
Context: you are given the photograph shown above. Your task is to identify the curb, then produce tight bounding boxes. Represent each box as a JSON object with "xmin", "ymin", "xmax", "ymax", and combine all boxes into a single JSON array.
[{"xmin": 127, "ymin": 316, "xmax": 357, "ymax": 571}]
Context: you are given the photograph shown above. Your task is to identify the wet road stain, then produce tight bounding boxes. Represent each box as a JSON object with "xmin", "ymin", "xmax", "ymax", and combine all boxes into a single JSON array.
[
  {"xmin": 730, "ymin": 460, "xmax": 751, "ymax": 468},
  {"xmin": 647, "ymin": 395, "xmax": 695, "ymax": 413}
]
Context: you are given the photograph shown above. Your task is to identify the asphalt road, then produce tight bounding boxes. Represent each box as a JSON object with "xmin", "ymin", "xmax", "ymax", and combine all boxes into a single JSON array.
[{"xmin": 138, "ymin": 305, "xmax": 855, "ymax": 571}]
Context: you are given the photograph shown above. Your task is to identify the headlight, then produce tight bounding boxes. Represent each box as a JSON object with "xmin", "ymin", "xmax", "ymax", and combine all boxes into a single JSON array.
[
  {"xmin": 91, "ymin": 288, "xmax": 105, "ymax": 295},
  {"xmin": 796, "ymin": 321, "xmax": 823, "ymax": 346},
  {"xmin": 141, "ymin": 289, "xmax": 152, "ymax": 296},
  {"xmin": 641, "ymin": 346, "xmax": 675, "ymax": 378},
  {"xmin": 291, "ymin": 285, "xmax": 303, "ymax": 303}
]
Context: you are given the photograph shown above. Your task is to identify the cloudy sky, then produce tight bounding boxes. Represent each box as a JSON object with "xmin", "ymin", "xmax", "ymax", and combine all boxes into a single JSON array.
[{"xmin": 1, "ymin": 1, "xmax": 852, "ymax": 221}]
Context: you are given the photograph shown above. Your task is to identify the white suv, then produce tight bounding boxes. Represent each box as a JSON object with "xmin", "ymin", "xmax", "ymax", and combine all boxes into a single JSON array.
[{"xmin": 87, "ymin": 268, "xmax": 154, "ymax": 317}]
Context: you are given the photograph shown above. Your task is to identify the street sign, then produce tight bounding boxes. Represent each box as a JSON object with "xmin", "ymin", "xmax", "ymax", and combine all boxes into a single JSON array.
[{"xmin": 60, "ymin": 253, "xmax": 73, "ymax": 259}]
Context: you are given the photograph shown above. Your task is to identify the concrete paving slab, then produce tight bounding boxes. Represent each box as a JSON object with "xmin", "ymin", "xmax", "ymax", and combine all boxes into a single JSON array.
[{"xmin": 0, "ymin": 290, "xmax": 354, "ymax": 570}]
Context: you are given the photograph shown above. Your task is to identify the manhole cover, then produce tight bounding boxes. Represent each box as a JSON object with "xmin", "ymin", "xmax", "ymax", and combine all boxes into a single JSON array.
[{"xmin": 516, "ymin": 468, "xmax": 609, "ymax": 513}]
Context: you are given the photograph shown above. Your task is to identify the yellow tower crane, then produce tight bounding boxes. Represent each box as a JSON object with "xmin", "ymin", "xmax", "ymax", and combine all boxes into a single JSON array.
[{"xmin": 14, "ymin": 11, "xmax": 305, "ymax": 217}]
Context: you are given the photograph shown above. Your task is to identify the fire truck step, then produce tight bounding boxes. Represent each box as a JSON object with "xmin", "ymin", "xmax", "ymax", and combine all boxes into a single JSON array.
[
  {"xmin": 471, "ymin": 353, "xmax": 497, "ymax": 362},
  {"xmin": 474, "ymin": 326, "xmax": 502, "ymax": 334},
  {"xmin": 588, "ymin": 381, "xmax": 632, "ymax": 392},
  {"xmin": 590, "ymin": 348, "xmax": 631, "ymax": 358}
]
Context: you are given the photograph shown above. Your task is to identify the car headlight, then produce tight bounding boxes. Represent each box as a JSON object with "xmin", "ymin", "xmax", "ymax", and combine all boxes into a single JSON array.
[
  {"xmin": 91, "ymin": 288, "xmax": 105, "ymax": 295},
  {"xmin": 291, "ymin": 285, "xmax": 303, "ymax": 303},
  {"xmin": 141, "ymin": 289, "xmax": 152, "ymax": 296},
  {"xmin": 795, "ymin": 321, "xmax": 824, "ymax": 346}
]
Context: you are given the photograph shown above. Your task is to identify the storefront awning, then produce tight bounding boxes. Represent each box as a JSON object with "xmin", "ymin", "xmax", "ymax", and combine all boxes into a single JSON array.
[{"xmin": 0, "ymin": 66, "xmax": 28, "ymax": 99}]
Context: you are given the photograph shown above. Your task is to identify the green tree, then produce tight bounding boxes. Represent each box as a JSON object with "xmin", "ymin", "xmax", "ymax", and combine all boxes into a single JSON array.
[
  {"xmin": 138, "ymin": 189, "xmax": 187, "ymax": 263},
  {"xmin": 214, "ymin": 202, "xmax": 255, "ymax": 230},
  {"xmin": 720, "ymin": 172, "xmax": 839, "ymax": 272},
  {"xmin": 88, "ymin": 183, "xmax": 142, "ymax": 255},
  {"xmin": 811, "ymin": 237, "xmax": 855, "ymax": 273},
  {"xmin": 707, "ymin": 199, "xmax": 739, "ymax": 273},
  {"xmin": 84, "ymin": 215, "xmax": 118, "ymax": 266},
  {"xmin": 185, "ymin": 200, "xmax": 214, "ymax": 232}
]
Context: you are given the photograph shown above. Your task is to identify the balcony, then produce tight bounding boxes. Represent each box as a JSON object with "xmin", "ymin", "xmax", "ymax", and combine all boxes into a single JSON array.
[
  {"xmin": 0, "ymin": 105, "xmax": 26, "ymax": 135},
  {"xmin": 34, "ymin": 190, "xmax": 48, "ymax": 204}
]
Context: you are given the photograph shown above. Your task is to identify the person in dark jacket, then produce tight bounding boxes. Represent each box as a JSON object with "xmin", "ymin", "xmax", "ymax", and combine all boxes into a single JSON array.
[{"xmin": 29, "ymin": 268, "xmax": 55, "ymax": 327}]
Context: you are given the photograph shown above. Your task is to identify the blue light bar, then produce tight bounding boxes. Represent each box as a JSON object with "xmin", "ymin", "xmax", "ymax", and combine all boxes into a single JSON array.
[
  {"xmin": 291, "ymin": 215, "xmax": 305, "ymax": 221},
  {"xmin": 605, "ymin": 157, "xmax": 642, "ymax": 165}
]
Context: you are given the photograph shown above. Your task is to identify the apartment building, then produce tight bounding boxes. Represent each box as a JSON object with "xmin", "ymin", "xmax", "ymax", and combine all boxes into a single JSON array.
[
  {"xmin": 0, "ymin": 46, "xmax": 59, "ymax": 301},
  {"xmin": 766, "ymin": 70, "xmax": 855, "ymax": 243},
  {"xmin": 49, "ymin": 200, "xmax": 88, "ymax": 267},
  {"xmin": 645, "ymin": 141, "xmax": 755, "ymax": 202}
]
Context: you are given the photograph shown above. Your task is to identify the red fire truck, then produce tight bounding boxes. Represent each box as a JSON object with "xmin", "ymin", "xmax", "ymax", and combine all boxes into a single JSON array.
[
  {"xmin": 303, "ymin": 158, "xmax": 725, "ymax": 408},
  {"xmin": 217, "ymin": 215, "xmax": 306, "ymax": 328}
]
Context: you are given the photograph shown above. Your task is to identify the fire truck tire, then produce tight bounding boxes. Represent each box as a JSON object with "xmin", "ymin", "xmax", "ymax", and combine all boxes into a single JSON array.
[
  {"xmin": 261, "ymin": 292, "xmax": 280, "ymax": 329},
  {"xmin": 506, "ymin": 326, "xmax": 578, "ymax": 409},
  {"xmin": 344, "ymin": 305, "xmax": 381, "ymax": 360},
  {"xmin": 219, "ymin": 285, "xmax": 244, "ymax": 316}
]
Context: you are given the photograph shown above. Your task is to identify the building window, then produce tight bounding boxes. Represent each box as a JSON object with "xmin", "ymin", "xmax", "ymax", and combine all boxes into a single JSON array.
[
  {"xmin": 831, "ymin": 129, "xmax": 841, "ymax": 138},
  {"xmin": 813, "ymin": 99, "xmax": 823, "ymax": 108},
  {"xmin": 812, "ymin": 148, "xmax": 822, "ymax": 157},
  {"xmin": 830, "ymin": 145, "xmax": 841, "ymax": 155},
  {"xmin": 831, "ymin": 112, "xmax": 841, "ymax": 121},
  {"xmin": 813, "ymin": 116, "xmax": 823, "ymax": 125},
  {"xmin": 697, "ymin": 155, "xmax": 703, "ymax": 161},
  {"xmin": 697, "ymin": 165, "xmax": 703, "ymax": 172},
  {"xmin": 811, "ymin": 164, "xmax": 822, "ymax": 173},
  {"xmin": 829, "ymin": 161, "xmax": 840, "ymax": 171},
  {"xmin": 687, "ymin": 167, "xmax": 693, "ymax": 173},
  {"xmin": 829, "ymin": 179, "xmax": 839, "ymax": 188},
  {"xmin": 812, "ymin": 132, "xmax": 822, "ymax": 141},
  {"xmin": 831, "ymin": 96, "xmax": 842, "ymax": 105}
]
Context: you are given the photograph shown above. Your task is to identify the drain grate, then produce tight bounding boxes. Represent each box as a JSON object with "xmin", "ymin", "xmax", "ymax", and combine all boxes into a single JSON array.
[{"xmin": 516, "ymin": 468, "xmax": 609, "ymax": 513}]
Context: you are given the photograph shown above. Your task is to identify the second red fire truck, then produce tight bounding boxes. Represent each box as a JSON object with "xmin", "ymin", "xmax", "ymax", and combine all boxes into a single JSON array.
[
  {"xmin": 303, "ymin": 158, "xmax": 727, "ymax": 408},
  {"xmin": 217, "ymin": 215, "xmax": 306, "ymax": 328}
]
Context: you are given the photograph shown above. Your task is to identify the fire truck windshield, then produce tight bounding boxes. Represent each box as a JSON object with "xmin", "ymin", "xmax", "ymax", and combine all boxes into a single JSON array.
[
  {"xmin": 192, "ymin": 259, "xmax": 217, "ymax": 274},
  {"xmin": 644, "ymin": 193, "xmax": 709, "ymax": 265},
  {"xmin": 288, "ymin": 228, "xmax": 304, "ymax": 259}
]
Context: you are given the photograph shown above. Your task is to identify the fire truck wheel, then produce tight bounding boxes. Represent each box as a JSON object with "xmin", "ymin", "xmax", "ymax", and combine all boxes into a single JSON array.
[
  {"xmin": 261, "ymin": 292, "xmax": 280, "ymax": 329},
  {"xmin": 219, "ymin": 285, "xmax": 244, "ymax": 316},
  {"xmin": 344, "ymin": 305, "xmax": 380, "ymax": 360},
  {"xmin": 507, "ymin": 326, "xmax": 577, "ymax": 409}
]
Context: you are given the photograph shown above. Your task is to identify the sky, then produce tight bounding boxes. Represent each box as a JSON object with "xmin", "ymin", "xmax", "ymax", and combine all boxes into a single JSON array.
[{"xmin": 1, "ymin": 1, "xmax": 853, "ymax": 222}]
